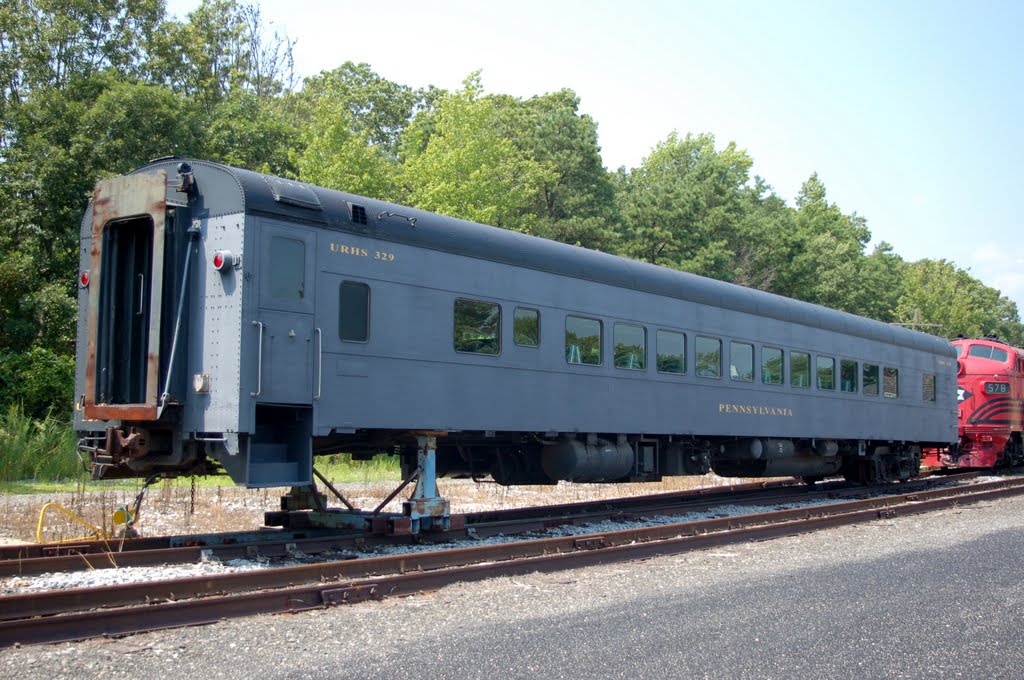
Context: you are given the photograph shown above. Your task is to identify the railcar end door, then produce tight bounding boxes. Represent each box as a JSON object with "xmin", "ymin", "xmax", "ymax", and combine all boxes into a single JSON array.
[{"xmin": 254, "ymin": 222, "xmax": 316, "ymax": 405}]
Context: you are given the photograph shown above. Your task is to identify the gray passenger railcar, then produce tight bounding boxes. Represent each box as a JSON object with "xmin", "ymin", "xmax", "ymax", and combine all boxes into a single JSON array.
[{"xmin": 75, "ymin": 159, "xmax": 957, "ymax": 523}]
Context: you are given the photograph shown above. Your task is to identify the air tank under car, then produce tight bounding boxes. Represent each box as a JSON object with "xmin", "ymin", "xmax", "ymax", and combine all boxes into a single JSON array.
[{"xmin": 711, "ymin": 438, "xmax": 844, "ymax": 479}]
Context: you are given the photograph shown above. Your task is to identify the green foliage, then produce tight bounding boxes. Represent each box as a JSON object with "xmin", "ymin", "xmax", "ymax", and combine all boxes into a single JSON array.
[
  {"xmin": 517, "ymin": 89, "xmax": 620, "ymax": 251},
  {"xmin": 206, "ymin": 89, "xmax": 297, "ymax": 175},
  {"xmin": 317, "ymin": 453, "xmax": 400, "ymax": 483},
  {"xmin": 618, "ymin": 132, "xmax": 753, "ymax": 279},
  {"xmin": 0, "ymin": 347, "xmax": 75, "ymax": 419},
  {"xmin": 896, "ymin": 259, "xmax": 1023, "ymax": 343},
  {"xmin": 403, "ymin": 72, "xmax": 553, "ymax": 231},
  {"xmin": 776, "ymin": 173, "xmax": 871, "ymax": 310},
  {"xmin": 3, "ymin": 0, "xmax": 1024, "ymax": 440},
  {"xmin": 0, "ymin": 405, "xmax": 81, "ymax": 483},
  {"xmin": 74, "ymin": 77, "xmax": 205, "ymax": 175}
]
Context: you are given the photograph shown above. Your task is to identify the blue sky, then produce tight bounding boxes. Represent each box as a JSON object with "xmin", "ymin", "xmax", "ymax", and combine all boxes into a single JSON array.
[{"xmin": 168, "ymin": 0, "xmax": 1024, "ymax": 314}]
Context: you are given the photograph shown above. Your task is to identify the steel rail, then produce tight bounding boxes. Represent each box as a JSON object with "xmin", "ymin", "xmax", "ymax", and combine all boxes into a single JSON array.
[
  {"xmin": 0, "ymin": 474, "xmax": 976, "ymax": 577},
  {"xmin": 0, "ymin": 475, "xmax": 1020, "ymax": 648},
  {"xmin": 1, "ymin": 478, "xmax": 807, "ymax": 561}
]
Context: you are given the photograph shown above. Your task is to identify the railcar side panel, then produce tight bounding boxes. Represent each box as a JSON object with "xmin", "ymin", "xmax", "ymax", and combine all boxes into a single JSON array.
[{"xmin": 74, "ymin": 159, "xmax": 958, "ymax": 488}]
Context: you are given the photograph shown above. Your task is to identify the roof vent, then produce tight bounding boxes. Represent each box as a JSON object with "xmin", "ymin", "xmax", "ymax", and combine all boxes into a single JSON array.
[
  {"xmin": 264, "ymin": 177, "xmax": 322, "ymax": 210},
  {"xmin": 351, "ymin": 204, "xmax": 367, "ymax": 225}
]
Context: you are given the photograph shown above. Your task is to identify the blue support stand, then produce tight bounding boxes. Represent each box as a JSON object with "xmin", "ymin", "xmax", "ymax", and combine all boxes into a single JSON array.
[
  {"xmin": 267, "ymin": 432, "xmax": 458, "ymax": 535},
  {"xmin": 402, "ymin": 434, "xmax": 452, "ymax": 532}
]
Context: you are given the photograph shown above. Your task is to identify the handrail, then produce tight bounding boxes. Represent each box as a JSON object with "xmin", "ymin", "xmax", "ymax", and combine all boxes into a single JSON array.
[
  {"xmin": 251, "ymin": 320, "xmax": 264, "ymax": 397},
  {"xmin": 314, "ymin": 327, "xmax": 323, "ymax": 400}
]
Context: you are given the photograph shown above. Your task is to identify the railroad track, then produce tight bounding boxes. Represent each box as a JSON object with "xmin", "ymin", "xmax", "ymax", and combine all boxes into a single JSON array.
[
  {"xmin": 1, "ymin": 472, "xmax": 1018, "ymax": 647},
  {"xmin": 0, "ymin": 474, "xmax": 973, "ymax": 577}
]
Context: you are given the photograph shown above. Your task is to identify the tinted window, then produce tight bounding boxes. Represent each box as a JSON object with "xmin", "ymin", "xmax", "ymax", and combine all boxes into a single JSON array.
[
  {"xmin": 454, "ymin": 299, "xmax": 500, "ymax": 355},
  {"xmin": 841, "ymin": 359, "xmax": 858, "ymax": 393},
  {"xmin": 566, "ymin": 316, "xmax": 601, "ymax": 365},
  {"xmin": 269, "ymin": 236, "xmax": 305, "ymax": 300},
  {"xmin": 968, "ymin": 345, "xmax": 1009, "ymax": 362},
  {"xmin": 614, "ymin": 323, "xmax": 646, "ymax": 370},
  {"xmin": 863, "ymin": 363, "xmax": 880, "ymax": 396},
  {"xmin": 816, "ymin": 356, "xmax": 835, "ymax": 390},
  {"xmin": 762, "ymin": 347, "xmax": 783, "ymax": 385},
  {"xmin": 696, "ymin": 336, "xmax": 721, "ymax": 378},
  {"xmin": 513, "ymin": 307, "xmax": 539, "ymax": 347},
  {"xmin": 338, "ymin": 281, "xmax": 369, "ymax": 342},
  {"xmin": 657, "ymin": 330, "xmax": 686, "ymax": 374},
  {"xmin": 883, "ymin": 367, "xmax": 899, "ymax": 398},
  {"xmin": 791, "ymin": 352, "xmax": 810, "ymax": 388},
  {"xmin": 730, "ymin": 342, "xmax": 753, "ymax": 382},
  {"xmin": 923, "ymin": 373, "xmax": 936, "ymax": 402}
]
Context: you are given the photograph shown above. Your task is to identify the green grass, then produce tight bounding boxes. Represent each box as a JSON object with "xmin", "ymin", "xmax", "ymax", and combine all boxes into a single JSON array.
[
  {"xmin": 0, "ymin": 405, "xmax": 84, "ymax": 485},
  {"xmin": 0, "ymin": 406, "xmax": 401, "ymax": 494}
]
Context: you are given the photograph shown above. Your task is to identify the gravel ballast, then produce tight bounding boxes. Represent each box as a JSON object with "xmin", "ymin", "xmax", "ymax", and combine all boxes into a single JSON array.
[{"xmin": 2, "ymin": 493, "xmax": 1024, "ymax": 679}]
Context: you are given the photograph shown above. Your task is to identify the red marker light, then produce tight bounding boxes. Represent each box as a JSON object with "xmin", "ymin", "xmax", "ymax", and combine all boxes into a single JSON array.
[
  {"xmin": 212, "ymin": 250, "xmax": 234, "ymax": 271},
  {"xmin": 79, "ymin": 271, "xmax": 90, "ymax": 288}
]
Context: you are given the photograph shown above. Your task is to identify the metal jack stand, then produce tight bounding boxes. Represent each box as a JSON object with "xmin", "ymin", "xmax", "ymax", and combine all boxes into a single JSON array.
[
  {"xmin": 266, "ymin": 433, "xmax": 462, "ymax": 535},
  {"xmin": 402, "ymin": 434, "xmax": 454, "ymax": 533}
]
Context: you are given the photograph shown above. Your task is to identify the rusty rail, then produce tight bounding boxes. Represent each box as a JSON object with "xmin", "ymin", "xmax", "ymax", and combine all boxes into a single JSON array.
[
  {"xmin": 0, "ymin": 474, "xmax": 977, "ymax": 577},
  {"xmin": 0, "ymin": 475, "xmax": 1019, "ymax": 647},
  {"xmin": 0, "ymin": 473, "xmax": 974, "ymax": 577}
]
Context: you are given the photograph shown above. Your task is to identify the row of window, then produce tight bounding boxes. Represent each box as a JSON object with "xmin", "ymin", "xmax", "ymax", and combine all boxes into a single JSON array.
[{"xmin": 336, "ymin": 285, "xmax": 937, "ymax": 402}]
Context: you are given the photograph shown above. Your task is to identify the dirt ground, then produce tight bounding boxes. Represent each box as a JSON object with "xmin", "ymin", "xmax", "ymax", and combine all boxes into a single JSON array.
[{"xmin": 0, "ymin": 473, "xmax": 749, "ymax": 545}]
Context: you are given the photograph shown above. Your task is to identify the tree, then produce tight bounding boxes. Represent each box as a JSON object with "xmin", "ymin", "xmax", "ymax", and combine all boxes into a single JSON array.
[
  {"xmin": 517, "ymin": 89, "xmax": 619, "ymax": 251},
  {"xmin": 730, "ymin": 177, "xmax": 799, "ymax": 292},
  {"xmin": 854, "ymin": 242, "xmax": 906, "ymax": 322},
  {"xmin": 206, "ymin": 88, "xmax": 296, "ymax": 175},
  {"xmin": 895, "ymin": 258, "xmax": 1024, "ymax": 341},
  {"xmin": 402, "ymin": 72, "xmax": 552, "ymax": 231},
  {"xmin": 293, "ymin": 63, "xmax": 422, "ymax": 198},
  {"xmin": 617, "ymin": 132, "xmax": 753, "ymax": 280},
  {"xmin": 776, "ymin": 173, "xmax": 871, "ymax": 311}
]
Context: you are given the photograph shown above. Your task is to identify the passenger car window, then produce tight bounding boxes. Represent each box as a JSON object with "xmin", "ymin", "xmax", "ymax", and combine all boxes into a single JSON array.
[
  {"xmin": 761, "ymin": 347, "xmax": 783, "ymax": 385},
  {"xmin": 840, "ymin": 359, "xmax": 858, "ymax": 393},
  {"xmin": 730, "ymin": 342, "xmax": 753, "ymax": 382},
  {"xmin": 513, "ymin": 307, "xmax": 539, "ymax": 347},
  {"xmin": 922, "ymin": 373, "xmax": 936, "ymax": 402},
  {"xmin": 566, "ymin": 315, "xmax": 601, "ymax": 365},
  {"xmin": 338, "ymin": 281, "xmax": 369, "ymax": 342},
  {"xmin": 791, "ymin": 352, "xmax": 810, "ymax": 388},
  {"xmin": 816, "ymin": 356, "xmax": 835, "ymax": 390},
  {"xmin": 696, "ymin": 336, "xmax": 721, "ymax": 379},
  {"xmin": 454, "ymin": 299, "xmax": 500, "ymax": 355},
  {"xmin": 614, "ymin": 323, "xmax": 646, "ymax": 370},
  {"xmin": 883, "ymin": 367, "xmax": 899, "ymax": 398},
  {"xmin": 656, "ymin": 330, "xmax": 686, "ymax": 374},
  {"xmin": 863, "ymin": 363, "xmax": 880, "ymax": 396},
  {"xmin": 269, "ymin": 236, "xmax": 305, "ymax": 300}
]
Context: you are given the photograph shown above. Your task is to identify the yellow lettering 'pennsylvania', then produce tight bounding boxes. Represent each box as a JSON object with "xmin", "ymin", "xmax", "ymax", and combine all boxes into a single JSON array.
[{"xmin": 718, "ymin": 403, "xmax": 794, "ymax": 417}]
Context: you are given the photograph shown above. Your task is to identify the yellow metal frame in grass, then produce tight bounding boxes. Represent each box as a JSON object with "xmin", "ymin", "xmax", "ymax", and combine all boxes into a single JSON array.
[{"xmin": 35, "ymin": 502, "xmax": 111, "ymax": 543}]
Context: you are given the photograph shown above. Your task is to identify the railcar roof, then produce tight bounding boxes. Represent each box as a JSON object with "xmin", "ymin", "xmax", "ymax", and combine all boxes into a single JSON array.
[{"xmin": 125, "ymin": 158, "xmax": 953, "ymax": 357}]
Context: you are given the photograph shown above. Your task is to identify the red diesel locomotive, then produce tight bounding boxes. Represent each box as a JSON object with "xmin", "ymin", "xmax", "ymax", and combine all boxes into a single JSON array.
[{"xmin": 924, "ymin": 337, "xmax": 1024, "ymax": 468}]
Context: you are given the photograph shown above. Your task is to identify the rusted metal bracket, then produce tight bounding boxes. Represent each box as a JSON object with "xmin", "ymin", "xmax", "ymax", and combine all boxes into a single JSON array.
[{"xmin": 321, "ymin": 584, "xmax": 383, "ymax": 606}]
